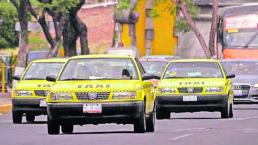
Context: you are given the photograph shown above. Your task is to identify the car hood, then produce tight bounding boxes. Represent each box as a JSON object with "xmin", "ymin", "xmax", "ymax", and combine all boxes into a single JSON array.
[
  {"xmin": 51, "ymin": 80, "xmax": 143, "ymax": 92},
  {"xmin": 159, "ymin": 78, "xmax": 227, "ymax": 88},
  {"xmin": 232, "ymin": 75, "xmax": 258, "ymax": 85},
  {"xmin": 15, "ymin": 80, "xmax": 53, "ymax": 90}
]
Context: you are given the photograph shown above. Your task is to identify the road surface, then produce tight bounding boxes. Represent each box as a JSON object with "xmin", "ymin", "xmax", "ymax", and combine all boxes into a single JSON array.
[{"xmin": 1, "ymin": 104, "xmax": 258, "ymax": 145}]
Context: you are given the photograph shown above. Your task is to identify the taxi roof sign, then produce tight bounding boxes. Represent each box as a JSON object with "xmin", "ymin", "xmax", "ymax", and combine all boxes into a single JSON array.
[{"xmin": 106, "ymin": 47, "xmax": 136, "ymax": 56}]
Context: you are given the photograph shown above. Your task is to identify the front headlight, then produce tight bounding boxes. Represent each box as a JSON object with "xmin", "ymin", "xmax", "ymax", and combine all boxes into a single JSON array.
[
  {"xmin": 158, "ymin": 88, "xmax": 175, "ymax": 93},
  {"xmin": 50, "ymin": 92, "xmax": 72, "ymax": 100},
  {"xmin": 15, "ymin": 90, "xmax": 32, "ymax": 96},
  {"xmin": 206, "ymin": 87, "xmax": 224, "ymax": 93},
  {"xmin": 113, "ymin": 92, "xmax": 137, "ymax": 99}
]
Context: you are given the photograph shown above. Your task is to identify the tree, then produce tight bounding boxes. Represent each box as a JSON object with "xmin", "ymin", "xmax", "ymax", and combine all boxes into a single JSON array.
[
  {"xmin": 209, "ymin": 0, "xmax": 218, "ymax": 57},
  {"xmin": 176, "ymin": 0, "xmax": 211, "ymax": 58},
  {"xmin": 0, "ymin": 1, "xmax": 19, "ymax": 49},
  {"xmin": 10, "ymin": 0, "xmax": 29, "ymax": 67},
  {"xmin": 28, "ymin": 0, "xmax": 89, "ymax": 57}
]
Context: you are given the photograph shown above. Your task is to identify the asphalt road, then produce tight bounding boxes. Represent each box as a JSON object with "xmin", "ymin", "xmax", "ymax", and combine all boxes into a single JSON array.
[{"xmin": 1, "ymin": 104, "xmax": 258, "ymax": 145}]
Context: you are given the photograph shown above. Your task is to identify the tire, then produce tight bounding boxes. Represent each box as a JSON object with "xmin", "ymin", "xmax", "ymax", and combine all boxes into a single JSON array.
[
  {"xmin": 134, "ymin": 103, "xmax": 146, "ymax": 133},
  {"xmin": 221, "ymin": 102, "xmax": 230, "ymax": 119},
  {"xmin": 156, "ymin": 108, "xmax": 171, "ymax": 120},
  {"xmin": 12, "ymin": 111, "xmax": 22, "ymax": 124},
  {"xmin": 146, "ymin": 112, "xmax": 155, "ymax": 132},
  {"xmin": 26, "ymin": 114, "xmax": 35, "ymax": 122},
  {"xmin": 61, "ymin": 124, "xmax": 74, "ymax": 134},
  {"xmin": 229, "ymin": 103, "xmax": 233, "ymax": 118},
  {"xmin": 47, "ymin": 116, "xmax": 60, "ymax": 135}
]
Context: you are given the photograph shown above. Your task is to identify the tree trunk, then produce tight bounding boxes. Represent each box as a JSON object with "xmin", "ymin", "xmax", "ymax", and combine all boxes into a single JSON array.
[
  {"xmin": 178, "ymin": 0, "xmax": 211, "ymax": 58},
  {"xmin": 11, "ymin": 0, "xmax": 29, "ymax": 67},
  {"xmin": 75, "ymin": 16, "xmax": 89, "ymax": 55},
  {"xmin": 209, "ymin": 0, "xmax": 219, "ymax": 57},
  {"xmin": 63, "ymin": 18, "xmax": 77, "ymax": 57}
]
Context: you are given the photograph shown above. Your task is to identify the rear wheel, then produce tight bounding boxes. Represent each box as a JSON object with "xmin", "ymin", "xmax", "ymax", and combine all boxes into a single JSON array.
[
  {"xmin": 26, "ymin": 114, "xmax": 35, "ymax": 122},
  {"xmin": 47, "ymin": 116, "xmax": 60, "ymax": 135},
  {"xmin": 156, "ymin": 108, "xmax": 170, "ymax": 120},
  {"xmin": 61, "ymin": 124, "xmax": 74, "ymax": 134},
  {"xmin": 134, "ymin": 103, "xmax": 146, "ymax": 133},
  {"xmin": 12, "ymin": 111, "xmax": 22, "ymax": 124}
]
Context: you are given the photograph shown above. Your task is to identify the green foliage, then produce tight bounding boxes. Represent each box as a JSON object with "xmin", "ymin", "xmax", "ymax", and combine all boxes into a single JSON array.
[
  {"xmin": 0, "ymin": 1, "xmax": 19, "ymax": 49},
  {"xmin": 35, "ymin": 0, "xmax": 81, "ymax": 14},
  {"xmin": 116, "ymin": 0, "xmax": 131, "ymax": 12},
  {"xmin": 175, "ymin": 19, "xmax": 190, "ymax": 33}
]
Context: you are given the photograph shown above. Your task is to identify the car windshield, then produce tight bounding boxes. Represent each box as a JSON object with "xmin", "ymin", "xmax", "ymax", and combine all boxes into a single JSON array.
[
  {"xmin": 140, "ymin": 61, "xmax": 168, "ymax": 74},
  {"xmin": 224, "ymin": 30, "xmax": 258, "ymax": 48},
  {"xmin": 222, "ymin": 61, "xmax": 258, "ymax": 75},
  {"xmin": 163, "ymin": 62, "xmax": 223, "ymax": 79},
  {"xmin": 23, "ymin": 62, "xmax": 64, "ymax": 80},
  {"xmin": 59, "ymin": 58, "xmax": 138, "ymax": 80}
]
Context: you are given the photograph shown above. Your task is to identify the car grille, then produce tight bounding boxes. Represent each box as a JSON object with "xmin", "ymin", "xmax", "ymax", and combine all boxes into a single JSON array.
[
  {"xmin": 234, "ymin": 85, "xmax": 250, "ymax": 90},
  {"xmin": 177, "ymin": 87, "xmax": 203, "ymax": 93},
  {"xmin": 34, "ymin": 90, "xmax": 46, "ymax": 97},
  {"xmin": 76, "ymin": 92, "xmax": 110, "ymax": 100}
]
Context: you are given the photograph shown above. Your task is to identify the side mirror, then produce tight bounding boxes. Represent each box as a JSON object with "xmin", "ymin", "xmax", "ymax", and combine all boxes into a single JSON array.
[
  {"xmin": 46, "ymin": 75, "xmax": 57, "ymax": 82},
  {"xmin": 226, "ymin": 74, "xmax": 235, "ymax": 79},
  {"xmin": 13, "ymin": 75, "xmax": 21, "ymax": 81},
  {"xmin": 142, "ymin": 73, "xmax": 160, "ymax": 81}
]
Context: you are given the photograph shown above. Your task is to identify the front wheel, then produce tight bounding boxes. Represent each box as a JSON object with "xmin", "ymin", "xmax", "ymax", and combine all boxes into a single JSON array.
[
  {"xmin": 12, "ymin": 111, "xmax": 22, "ymax": 124},
  {"xmin": 47, "ymin": 116, "xmax": 60, "ymax": 135},
  {"xmin": 146, "ymin": 112, "xmax": 155, "ymax": 132},
  {"xmin": 156, "ymin": 108, "xmax": 170, "ymax": 120},
  {"xmin": 134, "ymin": 103, "xmax": 146, "ymax": 133},
  {"xmin": 221, "ymin": 101, "xmax": 233, "ymax": 119},
  {"xmin": 26, "ymin": 114, "xmax": 35, "ymax": 122},
  {"xmin": 61, "ymin": 124, "xmax": 74, "ymax": 134}
]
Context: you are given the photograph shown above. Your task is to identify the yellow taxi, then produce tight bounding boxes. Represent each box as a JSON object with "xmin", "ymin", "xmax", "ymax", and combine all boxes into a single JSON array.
[
  {"xmin": 156, "ymin": 59, "xmax": 234, "ymax": 119},
  {"xmin": 12, "ymin": 58, "xmax": 67, "ymax": 123},
  {"xmin": 46, "ymin": 55, "xmax": 158, "ymax": 134}
]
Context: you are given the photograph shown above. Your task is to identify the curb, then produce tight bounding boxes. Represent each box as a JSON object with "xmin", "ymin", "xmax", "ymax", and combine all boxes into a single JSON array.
[{"xmin": 0, "ymin": 104, "xmax": 12, "ymax": 114}]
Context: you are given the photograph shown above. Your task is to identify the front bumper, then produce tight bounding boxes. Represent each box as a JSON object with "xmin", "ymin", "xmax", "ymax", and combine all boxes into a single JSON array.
[
  {"xmin": 47, "ymin": 101, "xmax": 144, "ymax": 125},
  {"xmin": 234, "ymin": 87, "xmax": 258, "ymax": 103},
  {"xmin": 156, "ymin": 94, "xmax": 228, "ymax": 112},
  {"xmin": 12, "ymin": 98, "xmax": 47, "ymax": 115}
]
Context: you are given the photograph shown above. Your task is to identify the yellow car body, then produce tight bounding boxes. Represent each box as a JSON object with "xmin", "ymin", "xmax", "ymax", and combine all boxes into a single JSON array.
[
  {"xmin": 46, "ymin": 55, "xmax": 157, "ymax": 134},
  {"xmin": 12, "ymin": 58, "xmax": 67, "ymax": 123},
  {"xmin": 156, "ymin": 59, "xmax": 234, "ymax": 119}
]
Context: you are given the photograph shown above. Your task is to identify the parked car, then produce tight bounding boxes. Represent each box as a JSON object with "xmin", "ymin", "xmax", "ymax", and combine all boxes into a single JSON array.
[
  {"xmin": 156, "ymin": 59, "xmax": 234, "ymax": 119},
  {"xmin": 12, "ymin": 58, "xmax": 67, "ymax": 124},
  {"xmin": 222, "ymin": 59, "xmax": 258, "ymax": 103}
]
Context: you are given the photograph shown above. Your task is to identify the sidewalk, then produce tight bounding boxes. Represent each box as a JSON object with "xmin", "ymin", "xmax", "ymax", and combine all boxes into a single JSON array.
[{"xmin": 0, "ymin": 93, "xmax": 12, "ymax": 114}]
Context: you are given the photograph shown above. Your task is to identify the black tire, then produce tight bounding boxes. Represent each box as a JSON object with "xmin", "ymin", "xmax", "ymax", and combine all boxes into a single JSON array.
[
  {"xmin": 26, "ymin": 114, "xmax": 35, "ymax": 122},
  {"xmin": 156, "ymin": 108, "xmax": 171, "ymax": 120},
  {"xmin": 47, "ymin": 116, "xmax": 60, "ymax": 135},
  {"xmin": 229, "ymin": 103, "xmax": 233, "ymax": 118},
  {"xmin": 61, "ymin": 124, "xmax": 74, "ymax": 134},
  {"xmin": 12, "ymin": 111, "xmax": 22, "ymax": 124},
  {"xmin": 146, "ymin": 112, "xmax": 155, "ymax": 132},
  {"xmin": 134, "ymin": 103, "xmax": 146, "ymax": 133},
  {"xmin": 221, "ymin": 102, "xmax": 230, "ymax": 119}
]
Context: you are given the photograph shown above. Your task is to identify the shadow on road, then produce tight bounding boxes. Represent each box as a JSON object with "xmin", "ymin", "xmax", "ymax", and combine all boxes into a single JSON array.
[
  {"xmin": 170, "ymin": 117, "xmax": 221, "ymax": 120},
  {"xmin": 234, "ymin": 107, "xmax": 258, "ymax": 110},
  {"xmin": 22, "ymin": 121, "xmax": 47, "ymax": 124},
  {"xmin": 65, "ymin": 131, "xmax": 134, "ymax": 135}
]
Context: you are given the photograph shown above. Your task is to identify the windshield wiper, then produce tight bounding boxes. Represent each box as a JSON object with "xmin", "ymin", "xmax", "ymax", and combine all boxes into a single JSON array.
[
  {"xmin": 62, "ymin": 78, "xmax": 89, "ymax": 81},
  {"xmin": 23, "ymin": 77, "xmax": 45, "ymax": 80},
  {"xmin": 243, "ymin": 32, "xmax": 258, "ymax": 48}
]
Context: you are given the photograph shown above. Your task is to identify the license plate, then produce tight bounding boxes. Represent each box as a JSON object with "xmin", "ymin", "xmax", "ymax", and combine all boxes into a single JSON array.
[
  {"xmin": 39, "ymin": 100, "xmax": 47, "ymax": 107},
  {"xmin": 183, "ymin": 96, "xmax": 197, "ymax": 102},
  {"xmin": 83, "ymin": 104, "xmax": 102, "ymax": 114},
  {"xmin": 234, "ymin": 90, "xmax": 243, "ymax": 96}
]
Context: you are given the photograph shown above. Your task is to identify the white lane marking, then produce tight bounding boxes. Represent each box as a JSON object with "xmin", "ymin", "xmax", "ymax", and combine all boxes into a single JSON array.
[{"xmin": 169, "ymin": 134, "xmax": 193, "ymax": 141}]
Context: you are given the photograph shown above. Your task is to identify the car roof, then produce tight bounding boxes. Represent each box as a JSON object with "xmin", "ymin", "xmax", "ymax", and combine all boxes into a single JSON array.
[
  {"xmin": 70, "ymin": 54, "xmax": 135, "ymax": 59},
  {"xmin": 140, "ymin": 55, "xmax": 181, "ymax": 62},
  {"xmin": 31, "ymin": 58, "xmax": 68, "ymax": 63},
  {"xmin": 170, "ymin": 59, "xmax": 220, "ymax": 63}
]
